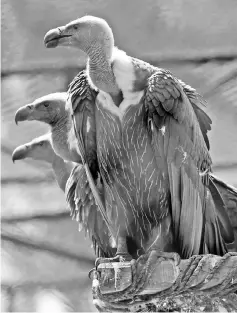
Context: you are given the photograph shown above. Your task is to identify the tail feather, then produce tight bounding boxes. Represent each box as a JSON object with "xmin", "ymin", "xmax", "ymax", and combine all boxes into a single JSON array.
[{"xmin": 209, "ymin": 175, "xmax": 235, "ymax": 244}]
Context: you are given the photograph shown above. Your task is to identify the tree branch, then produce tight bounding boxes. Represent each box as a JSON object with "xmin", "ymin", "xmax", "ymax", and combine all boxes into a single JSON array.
[
  {"xmin": 2, "ymin": 232, "xmax": 93, "ymax": 265},
  {"xmin": 91, "ymin": 251, "xmax": 237, "ymax": 312}
]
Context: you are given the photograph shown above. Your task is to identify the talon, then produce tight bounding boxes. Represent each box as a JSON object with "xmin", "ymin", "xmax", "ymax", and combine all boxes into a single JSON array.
[
  {"xmin": 115, "ymin": 253, "xmax": 133, "ymax": 262},
  {"xmin": 94, "ymin": 254, "xmax": 132, "ymax": 270},
  {"xmin": 148, "ymin": 250, "xmax": 181, "ymax": 265}
]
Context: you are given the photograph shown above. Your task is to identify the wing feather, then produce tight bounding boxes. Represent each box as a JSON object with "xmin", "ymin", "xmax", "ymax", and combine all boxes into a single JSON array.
[
  {"xmin": 66, "ymin": 71, "xmax": 114, "ymax": 256},
  {"xmin": 145, "ymin": 69, "xmax": 231, "ymax": 257},
  {"xmin": 179, "ymin": 80, "xmax": 212, "ymax": 150},
  {"xmin": 67, "ymin": 70, "xmax": 99, "ymax": 177},
  {"xmin": 65, "ymin": 165, "xmax": 113, "ymax": 257}
]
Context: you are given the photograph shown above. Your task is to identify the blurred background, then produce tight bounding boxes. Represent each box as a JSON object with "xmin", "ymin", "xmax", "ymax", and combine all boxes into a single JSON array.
[{"xmin": 1, "ymin": 0, "xmax": 237, "ymax": 311}]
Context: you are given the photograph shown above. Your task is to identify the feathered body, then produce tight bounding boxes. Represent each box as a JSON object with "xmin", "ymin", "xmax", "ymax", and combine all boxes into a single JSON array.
[
  {"xmin": 67, "ymin": 57, "xmax": 233, "ymax": 258},
  {"xmin": 93, "ymin": 51, "xmax": 227, "ymax": 257},
  {"xmin": 44, "ymin": 16, "xmax": 235, "ymax": 259},
  {"xmin": 96, "ymin": 81, "xmax": 173, "ymax": 255}
]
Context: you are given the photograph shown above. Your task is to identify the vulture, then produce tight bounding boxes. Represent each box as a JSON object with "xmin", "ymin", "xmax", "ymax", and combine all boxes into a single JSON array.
[
  {"xmin": 14, "ymin": 87, "xmax": 236, "ymax": 259},
  {"xmin": 15, "ymin": 92, "xmax": 81, "ymax": 164},
  {"xmin": 14, "ymin": 91, "xmax": 98, "ymax": 175},
  {"xmin": 43, "ymin": 16, "xmax": 235, "ymax": 260},
  {"xmin": 11, "ymin": 133, "xmax": 114, "ymax": 257}
]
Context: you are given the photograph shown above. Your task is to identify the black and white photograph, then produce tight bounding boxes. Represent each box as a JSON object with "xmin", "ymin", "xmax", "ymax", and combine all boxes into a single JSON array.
[{"xmin": 1, "ymin": 0, "xmax": 237, "ymax": 311}]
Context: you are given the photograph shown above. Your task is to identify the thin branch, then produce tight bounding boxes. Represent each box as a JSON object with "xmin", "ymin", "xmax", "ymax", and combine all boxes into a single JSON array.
[
  {"xmin": 203, "ymin": 68, "xmax": 237, "ymax": 97},
  {"xmin": 2, "ymin": 51, "xmax": 237, "ymax": 77},
  {"xmin": 212, "ymin": 162, "xmax": 237, "ymax": 172},
  {"xmin": 1, "ymin": 212, "xmax": 69, "ymax": 223},
  {"xmin": 1, "ymin": 276, "xmax": 89, "ymax": 291},
  {"xmin": 1, "ymin": 176, "xmax": 54, "ymax": 184},
  {"xmin": 1, "ymin": 232, "xmax": 94, "ymax": 265},
  {"xmin": 1, "ymin": 64, "xmax": 84, "ymax": 77}
]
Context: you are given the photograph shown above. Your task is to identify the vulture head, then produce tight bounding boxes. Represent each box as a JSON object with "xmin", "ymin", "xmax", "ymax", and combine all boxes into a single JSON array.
[
  {"xmin": 15, "ymin": 93, "xmax": 68, "ymax": 126},
  {"xmin": 44, "ymin": 16, "xmax": 114, "ymax": 59},
  {"xmin": 12, "ymin": 134, "xmax": 55, "ymax": 163},
  {"xmin": 44, "ymin": 16, "xmax": 121, "ymax": 100}
]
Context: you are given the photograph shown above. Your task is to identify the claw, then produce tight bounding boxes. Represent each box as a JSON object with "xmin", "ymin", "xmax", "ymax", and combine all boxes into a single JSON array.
[
  {"xmin": 95, "ymin": 254, "xmax": 132, "ymax": 270},
  {"xmin": 149, "ymin": 250, "xmax": 181, "ymax": 266},
  {"xmin": 115, "ymin": 253, "xmax": 133, "ymax": 262}
]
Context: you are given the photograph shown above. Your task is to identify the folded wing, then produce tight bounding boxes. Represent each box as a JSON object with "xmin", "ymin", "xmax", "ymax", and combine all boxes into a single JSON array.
[{"xmin": 144, "ymin": 69, "xmax": 233, "ymax": 257}]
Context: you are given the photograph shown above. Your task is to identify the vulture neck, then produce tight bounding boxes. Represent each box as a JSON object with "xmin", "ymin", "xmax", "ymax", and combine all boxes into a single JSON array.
[
  {"xmin": 50, "ymin": 113, "xmax": 75, "ymax": 162},
  {"xmin": 51, "ymin": 156, "xmax": 72, "ymax": 192},
  {"xmin": 86, "ymin": 45, "xmax": 122, "ymax": 106},
  {"xmin": 50, "ymin": 112, "xmax": 70, "ymax": 144},
  {"xmin": 50, "ymin": 111, "xmax": 69, "ymax": 128}
]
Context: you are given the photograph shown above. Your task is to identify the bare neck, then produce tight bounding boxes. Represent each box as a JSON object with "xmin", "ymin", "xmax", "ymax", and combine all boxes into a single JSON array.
[
  {"xmin": 51, "ymin": 156, "xmax": 74, "ymax": 192},
  {"xmin": 50, "ymin": 113, "xmax": 73, "ymax": 162},
  {"xmin": 86, "ymin": 45, "xmax": 121, "ymax": 99}
]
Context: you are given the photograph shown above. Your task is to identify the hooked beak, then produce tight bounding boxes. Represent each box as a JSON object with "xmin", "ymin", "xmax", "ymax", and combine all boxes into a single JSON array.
[
  {"xmin": 44, "ymin": 26, "xmax": 71, "ymax": 48},
  {"xmin": 15, "ymin": 104, "xmax": 34, "ymax": 125},
  {"xmin": 12, "ymin": 145, "xmax": 29, "ymax": 163}
]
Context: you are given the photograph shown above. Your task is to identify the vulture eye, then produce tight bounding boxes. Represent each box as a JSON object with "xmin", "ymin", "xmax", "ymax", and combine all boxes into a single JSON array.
[
  {"xmin": 43, "ymin": 102, "xmax": 49, "ymax": 108},
  {"xmin": 73, "ymin": 25, "xmax": 78, "ymax": 30},
  {"xmin": 39, "ymin": 142, "xmax": 44, "ymax": 146}
]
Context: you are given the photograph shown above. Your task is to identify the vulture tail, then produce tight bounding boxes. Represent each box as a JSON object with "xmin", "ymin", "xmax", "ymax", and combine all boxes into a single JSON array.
[{"xmin": 209, "ymin": 176, "xmax": 235, "ymax": 245}]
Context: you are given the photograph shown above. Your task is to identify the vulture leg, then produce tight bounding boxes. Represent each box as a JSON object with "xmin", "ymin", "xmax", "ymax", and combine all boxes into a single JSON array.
[
  {"xmin": 115, "ymin": 236, "xmax": 133, "ymax": 260},
  {"xmin": 95, "ymin": 255, "xmax": 124, "ymax": 269},
  {"xmin": 95, "ymin": 236, "xmax": 133, "ymax": 269}
]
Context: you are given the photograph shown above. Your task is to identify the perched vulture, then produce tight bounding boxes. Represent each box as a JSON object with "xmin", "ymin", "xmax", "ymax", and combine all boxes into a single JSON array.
[
  {"xmin": 14, "ymin": 90, "xmax": 237, "ymax": 255},
  {"xmin": 15, "ymin": 92, "xmax": 98, "ymax": 176},
  {"xmin": 11, "ymin": 133, "xmax": 114, "ymax": 257},
  {"xmin": 43, "ymin": 16, "xmax": 235, "ymax": 260}
]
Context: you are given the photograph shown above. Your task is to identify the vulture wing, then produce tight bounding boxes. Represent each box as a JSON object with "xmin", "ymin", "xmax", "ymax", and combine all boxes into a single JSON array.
[
  {"xmin": 67, "ymin": 70, "xmax": 98, "ymax": 177},
  {"xmin": 144, "ymin": 69, "xmax": 233, "ymax": 257},
  {"xmin": 210, "ymin": 174, "xmax": 237, "ymax": 228},
  {"xmin": 66, "ymin": 70, "xmax": 115, "ymax": 255},
  {"xmin": 65, "ymin": 165, "xmax": 114, "ymax": 257},
  {"xmin": 178, "ymin": 81, "xmax": 212, "ymax": 150}
]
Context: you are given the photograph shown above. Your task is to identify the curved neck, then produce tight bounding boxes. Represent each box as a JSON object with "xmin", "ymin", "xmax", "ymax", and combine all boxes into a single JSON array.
[
  {"xmin": 86, "ymin": 45, "xmax": 120, "ymax": 96},
  {"xmin": 50, "ymin": 110, "xmax": 69, "ymax": 128},
  {"xmin": 51, "ymin": 156, "xmax": 74, "ymax": 191},
  {"xmin": 50, "ymin": 113, "xmax": 74, "ymax": 163}
]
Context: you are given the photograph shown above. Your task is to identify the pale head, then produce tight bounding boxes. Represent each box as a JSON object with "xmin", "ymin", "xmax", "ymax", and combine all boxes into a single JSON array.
[
  {"xmin": 44, "ymin": 16, "xmax": 114, "ymax": 59},
  {"xmin": 12, "ymin": 134, "xmax": 56, "ymax": 164},
  {"xmin": 15, "ymin": 92, "xmax": 68, "ymax": 126}
]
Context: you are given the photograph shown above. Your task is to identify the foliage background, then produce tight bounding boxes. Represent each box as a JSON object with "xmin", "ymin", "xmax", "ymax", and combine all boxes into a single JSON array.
[{"xmin": 1, "ymin": 0, "xmax": 237, "ymax": 311}]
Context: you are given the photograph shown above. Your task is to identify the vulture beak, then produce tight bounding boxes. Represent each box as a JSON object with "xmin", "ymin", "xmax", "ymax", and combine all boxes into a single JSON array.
[
  {"xmin": 44, "ymin": 26, "xmax": 71, "ymax": 48},
  {"xmin": 12, "ymin": 145, "xmax": 29, "ymax": 163},
  {"xmin": 15, "ymin": 104, "xmax": 34, "ymax": 125}
]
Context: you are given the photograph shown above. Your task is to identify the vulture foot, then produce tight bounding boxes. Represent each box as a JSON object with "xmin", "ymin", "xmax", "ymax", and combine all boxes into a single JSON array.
[
  {"xmin": 147, "ymin": 250, "xmax": 181, "ymax": 266},
  {"xmin": 95, "ymin": 254, "xmax": 132, "ymax": 270}
]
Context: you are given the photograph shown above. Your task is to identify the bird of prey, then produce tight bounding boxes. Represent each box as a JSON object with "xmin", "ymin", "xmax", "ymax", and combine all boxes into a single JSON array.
[
  {"xmin": 12, "ymin": 133, "xmax": 114, "ymax": 257},
  {"xmin": 14, "ymin": 89, "xmax": 237, "ymax": 257},
  {"xmin": 15, "ymin": 90, "xmax": 98, "ymax": 175},
  {"xmin": 15, "ymin": 92, "xmax": 81, "ymax": 164},
  {"xmin": 43, "ymin": 16, "xmax": 234, "ymax": 260}
]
